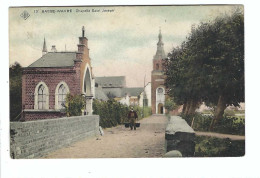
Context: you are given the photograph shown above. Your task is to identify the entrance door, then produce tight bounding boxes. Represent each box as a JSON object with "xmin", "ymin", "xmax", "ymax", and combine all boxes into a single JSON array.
[{"xmin": 158, "ymin": 103, "xmax": 164, "ymax": 114}]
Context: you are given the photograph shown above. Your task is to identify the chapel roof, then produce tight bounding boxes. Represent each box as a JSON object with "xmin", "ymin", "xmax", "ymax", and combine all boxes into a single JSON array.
[
  {"xmin": 28, "ymin": 52, "xmax": 77, "ymax": 68},
  {"xmin": 95, "ymin": 76, "xmax": 126, "ymax": 88},
  {"xmin": 95, "ymin": 87, "xmax": 109, "ymax": 101},
  {"xmin": 121, "ymin": 87, "xmax": 144, "ymax": 97}
]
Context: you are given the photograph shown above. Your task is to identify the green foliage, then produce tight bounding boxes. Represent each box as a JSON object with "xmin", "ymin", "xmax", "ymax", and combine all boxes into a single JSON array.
[
  {"xmin": 9, "ymin": 62, "xmax": 22, "ymax": 121},
  {"xmin": 143, "ymin": 107, "xmax": 152, "ymax": 118},
  {"xmin": 182, "ymin": 113, "xmax": 245, "ymax": 135},
  {"xmin": 93, "ymin": 99, "xmax": 152, "ymax": 128},
  {"xmin": 164, "ymin": 98, "xmax": 179, "ymax": 112},
  {"xmin": 195, "ymin": 136, "xmax": 245, "ymax": 157},
  {"xmin": 163, "ymin": 10, "xmax": 244, "ymax": 118},
  {"xmin": 64, "ymin": 94, "xmax": 86, "ymax": 116},
  {"xmin": 93, "ymin": 99, "xmax": 129, "ymax": 128}
]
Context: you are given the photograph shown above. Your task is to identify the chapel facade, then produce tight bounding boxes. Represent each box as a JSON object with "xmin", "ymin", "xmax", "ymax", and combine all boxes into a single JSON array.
[
  {"xmin": 21, "ymin": 27, "xmax": 95, "ymax": 121},
  {"xmin": 151, "ymin": 29, "xmax": 167, "ymax": 114}
]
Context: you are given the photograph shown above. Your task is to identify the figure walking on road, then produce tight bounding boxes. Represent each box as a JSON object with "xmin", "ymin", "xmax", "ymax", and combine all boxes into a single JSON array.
[{"xmin": 128, "ymin": 106, "xmax": 138, "ymax": 130}]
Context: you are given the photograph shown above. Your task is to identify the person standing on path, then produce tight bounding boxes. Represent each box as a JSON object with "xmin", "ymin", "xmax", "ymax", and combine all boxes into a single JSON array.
[{"xmin": 128, "ymin": 107, "xmax": 138, "ymax": 130}]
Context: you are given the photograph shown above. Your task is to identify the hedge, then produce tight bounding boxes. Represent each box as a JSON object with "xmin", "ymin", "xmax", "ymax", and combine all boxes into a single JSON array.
[
  {"xmin": 93, "ymin": 99, "xmax": 152, "ymax": 128},
  {"xmin": 182, "ymin": 113, "xmax": 245, "ymax": 135}
]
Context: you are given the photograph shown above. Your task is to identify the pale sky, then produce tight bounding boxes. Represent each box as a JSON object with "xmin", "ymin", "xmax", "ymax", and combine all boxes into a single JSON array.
[{"xmin": 9, "ymin": 5, "xmax": 240, "ymax": 87}]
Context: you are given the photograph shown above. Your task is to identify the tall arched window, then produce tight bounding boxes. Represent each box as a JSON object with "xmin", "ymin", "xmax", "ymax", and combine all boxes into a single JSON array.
[
  {"xmin": 55, "ymin": 81, "xmax": 70, "ymax": 110},
  {"xmin": 58, "ymin": 84, "xmax": 67, "ymax": 109},
  {"xmin": 34, "ymin": 82, "xmax": 49, "ymax": 110},
  {"xmin": 84, "ymin": 68, "xmax": 91, "ymax": 96},
  {"xmin": 38, "ymin": 84, "xmax": 46, "ymax": 109}
]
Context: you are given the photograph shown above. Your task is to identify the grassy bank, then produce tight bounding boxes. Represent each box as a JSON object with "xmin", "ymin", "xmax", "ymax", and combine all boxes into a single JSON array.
[{"xmin": 194, "ymin": 136, "xmax": 245, "ymax": 157}]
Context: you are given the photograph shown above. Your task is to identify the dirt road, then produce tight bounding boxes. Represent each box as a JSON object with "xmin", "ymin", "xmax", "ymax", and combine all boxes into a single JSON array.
[{"xmin": 44, "ymin": 115, "xmax": 167, "ymax": 158}]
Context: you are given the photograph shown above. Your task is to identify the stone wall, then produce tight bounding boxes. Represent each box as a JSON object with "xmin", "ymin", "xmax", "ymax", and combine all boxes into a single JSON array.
[
  {"xmin": 10, "ymin": 115, "xmax": 99, "ymax": 159},
  {"xmin": 165, "ymin": 116, "xmax": 195, "ymax": 157}
]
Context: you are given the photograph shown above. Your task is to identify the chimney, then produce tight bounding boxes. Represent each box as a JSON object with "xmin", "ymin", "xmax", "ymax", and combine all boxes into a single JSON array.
[{"xmin": 51, "ymin": 45, "xmax": 57, "ymax": 52}]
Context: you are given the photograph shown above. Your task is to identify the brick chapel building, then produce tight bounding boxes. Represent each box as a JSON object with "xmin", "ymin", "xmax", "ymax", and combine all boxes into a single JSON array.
[
  {"xmin": 151, "ymin": 29, "xmax": 167, "ymax": 114},
  {"xmin": 22, "ymin": 27, "xmax": 95, "ymax": 121}
]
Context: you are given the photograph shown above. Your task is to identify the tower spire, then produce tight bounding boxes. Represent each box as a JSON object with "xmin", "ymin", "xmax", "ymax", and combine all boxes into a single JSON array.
[
  {"xmin": 42, "ymin": 37, "xmax": 47, "ymax": 56},
  {"xmin": 158, "ymin": 27, "xmax": 162, "ymax": 41},
  {"xmin": 154, "ymin": 27, "xmax": 166, "ymax": 60}
]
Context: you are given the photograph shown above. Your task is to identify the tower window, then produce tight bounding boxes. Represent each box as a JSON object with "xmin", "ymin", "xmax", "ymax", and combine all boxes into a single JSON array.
[
  {"xmin": 157, "ymin": 88, "xmax": 163, "ymax": 93},
  {"xmin": 156, "ymin": 63, "xmax": 159, "ymax": 70}
]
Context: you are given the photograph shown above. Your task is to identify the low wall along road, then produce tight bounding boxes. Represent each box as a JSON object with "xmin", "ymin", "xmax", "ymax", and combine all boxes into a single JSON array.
[
  {"xmin": 10, "ymin": 115, "xmax": 100, "ymax": 159},
  {"xmin": 165, "ymin": 116, "xmax": 195, "ymax": 157},
  {"xmin": 10, "ymin": 114, "xmax": 195, "ymax": 158}
]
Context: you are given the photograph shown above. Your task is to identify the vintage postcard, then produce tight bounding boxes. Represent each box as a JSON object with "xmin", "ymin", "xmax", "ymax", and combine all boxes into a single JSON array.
[{"xmin": 9, "ymin": 5, "xmax": 244, "ymax": 159}]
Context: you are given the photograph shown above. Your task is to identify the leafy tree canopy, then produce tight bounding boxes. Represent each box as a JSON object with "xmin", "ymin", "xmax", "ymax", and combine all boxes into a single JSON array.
[
  {"xmin": 164, "ymin": 9, "xmax": 244, "ymax": 122},
  {"xmin": 10, "ymin": 62, "xmax": 23, "ymax": 121}
]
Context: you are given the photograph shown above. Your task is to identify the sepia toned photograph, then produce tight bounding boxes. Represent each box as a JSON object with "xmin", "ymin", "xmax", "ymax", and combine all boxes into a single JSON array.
[{"xmin": 9, "ymin": 5, "xmax": 244, "ymax": 159}]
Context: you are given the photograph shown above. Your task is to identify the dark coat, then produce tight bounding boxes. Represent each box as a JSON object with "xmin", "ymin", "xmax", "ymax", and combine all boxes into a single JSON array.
[{"xmin": 128, "ymin": 110, "xmax": 138, "ymax": 119}]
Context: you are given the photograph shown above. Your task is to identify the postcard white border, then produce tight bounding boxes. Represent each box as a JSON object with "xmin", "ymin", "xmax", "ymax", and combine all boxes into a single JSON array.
[{"xmin": 1, "ymin": 0, "xmax": 260, "ymax": 178}]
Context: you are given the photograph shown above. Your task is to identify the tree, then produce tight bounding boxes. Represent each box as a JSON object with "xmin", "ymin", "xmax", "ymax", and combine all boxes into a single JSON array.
[
  {"xmin": 208, "ymin": 11, "xmax": 244, "ymax": 130},
  {"xmin": 164, "ymin": 10, "xmax": 244, "ymax": 129},
  {"xmin": 9, "ymin": 62, "xmax": 23, "ymax": 121},
  {"xmin": 164, "ymin": 98, "xmax": 179, "ymax": 113}
]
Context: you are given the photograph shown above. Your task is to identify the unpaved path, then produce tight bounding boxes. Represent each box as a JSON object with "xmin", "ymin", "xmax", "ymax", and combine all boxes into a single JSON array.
[{"xmin": 44, "ymin": 115, "xmax": 167, "ymax": 158}]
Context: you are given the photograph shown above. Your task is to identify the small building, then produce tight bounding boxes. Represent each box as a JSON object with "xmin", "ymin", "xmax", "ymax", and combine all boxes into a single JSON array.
[
  {"xmin": 95, "ymin": 76, "xmax": 126, "ymax": 99},
  {"xmin": 21, "ymin": 27, "xmax": 95, "ymax": 121},
  {"xmin": 139, "ymin": 82, "xmax": 152, "ymax": 107},
  {"xmin": 95, "ymin": 76, "xmax": 149, "ymax": 106},
  {"xmin": 121, "ymin": 87, "xmax": 144, "ymax": 106}
]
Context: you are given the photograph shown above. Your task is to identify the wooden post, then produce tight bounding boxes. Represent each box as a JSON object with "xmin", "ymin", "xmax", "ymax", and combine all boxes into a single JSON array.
[{"xmin": 191, "ymin": 117, "xmax": 195, "ymax": 128}]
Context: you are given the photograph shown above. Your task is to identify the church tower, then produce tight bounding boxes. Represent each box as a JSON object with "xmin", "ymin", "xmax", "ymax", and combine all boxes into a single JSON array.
[{"xmin": 151, "ymin": 28, "xmax": 167, "ymax": 114}]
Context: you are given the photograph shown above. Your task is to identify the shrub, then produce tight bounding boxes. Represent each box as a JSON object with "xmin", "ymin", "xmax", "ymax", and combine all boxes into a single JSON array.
[
  {"xmin": 165, "ymin": 98, "xmax": 179, "ymax": 112},
  {"xmin": 132, "ymin": 106, "xmax": 152, "ymax": 119},
  {"xmin": 143, "ymin": 107, "xmax": 152, "ymax": 118},
  {"xmin": 93, "ymin": 99, "xmax": 129, "ymax": 128},
  {"xmin": 64, "ymin": 94, "xmax": 85, "ymax": 116},
  {"xmin": 93, "ymin": 99, "xmax": 152, "ymax": 128},
  {"xmin": 195, "ymin": 136, "xmax": 245, "ymax": 157}
]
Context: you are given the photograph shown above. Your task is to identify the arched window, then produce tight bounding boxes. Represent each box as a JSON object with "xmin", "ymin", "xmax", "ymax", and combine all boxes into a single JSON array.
[
  {"xmin": 156, "ymin": 63, "xmax": 159, "ymax": 70},
  {"xmin": 38, "ymin": 84, "xmax": 46, "ymax": 109},
  {"xmin": 34, "ymin": 81, "xmax": 49, "ymax": 110},
  {"xmin": 58, "ymin": 84, "xmax": 67, "ymax": 109},
  {"xmin": 55, "ymin": 81, "xmax": 70, "ymax": 110},
  {"xmin": 84, "ymin": 68, "xmax": 91, "ymax": 96}
]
